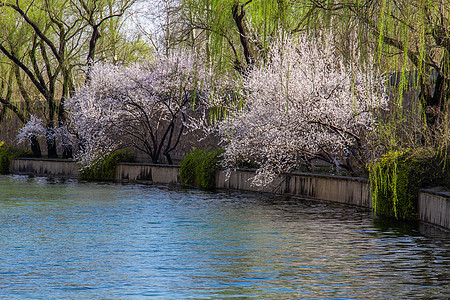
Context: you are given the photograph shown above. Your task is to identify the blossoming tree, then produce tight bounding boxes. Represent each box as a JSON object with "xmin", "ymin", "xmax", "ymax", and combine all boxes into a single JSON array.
[
  {"xmin": 66, "ymin": 51, "xmax": 213, "ymax": 168},
  {"xmin": 216, "ymin": 34, "xmax": 389, "ymax": 186}
]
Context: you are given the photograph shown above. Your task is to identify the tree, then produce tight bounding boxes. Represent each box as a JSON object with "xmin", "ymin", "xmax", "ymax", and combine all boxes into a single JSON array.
[
  {"xmin": 302, "ymin": 0, "xmax": 450, "ymax": 151},
  {"xmin": 66, "ymin": 51, "xmax": 214, "ymax": 168},
  {"xmin": 0, "ymin": 0, "xmax": 135, "ymax": 158},
  {"xmin": 215, "ymin": 34, "xmax": 388, "ymax": 186},
  {"xmin": 151, "ymin": 0, "xmax": 301, "ymax": 71},
  {"xmin": 166, "ymin": 0, "xmax": 448, "ymax": 152},
  {"xmin": 0, "ymin": 53, "xmax": 43, "ymax": 156}
]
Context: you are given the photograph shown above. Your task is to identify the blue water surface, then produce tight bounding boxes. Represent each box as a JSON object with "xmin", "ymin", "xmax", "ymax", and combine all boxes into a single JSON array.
[{"xmin": 0, "ymin": 175, "xmax": 449, "ymax": 299}]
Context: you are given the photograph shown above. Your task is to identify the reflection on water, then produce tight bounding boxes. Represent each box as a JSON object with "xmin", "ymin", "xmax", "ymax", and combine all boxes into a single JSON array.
[{"xmin": 0, "ymin": 175, "xmax": 449, "ymax": 299}]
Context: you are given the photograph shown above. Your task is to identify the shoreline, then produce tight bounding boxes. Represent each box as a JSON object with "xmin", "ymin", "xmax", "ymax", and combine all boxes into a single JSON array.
[{"xmin": 10, "ymin": 157, "xmax": 450, "ymax": 230}]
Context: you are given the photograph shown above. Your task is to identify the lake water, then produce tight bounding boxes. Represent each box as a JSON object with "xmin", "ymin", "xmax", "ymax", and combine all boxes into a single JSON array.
[{"xmin": 0, "ymin": 175, "xmax": 449, "ymax": 299}]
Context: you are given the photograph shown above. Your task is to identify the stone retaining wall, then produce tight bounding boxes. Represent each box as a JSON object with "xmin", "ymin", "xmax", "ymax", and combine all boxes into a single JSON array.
[
  {"xmin": 115, "ymin": 163, "xmax": 180, "ymax": 184},
  {"xmin": 216, "ymin": 170, "xmax": 372, "ymax": 208},
  {"xmin": 11, "ymin": 158, "xmax": 80, "ymax": 178},
  {"xmin": 10, "ymin": 158, "xmax": 450, "ymax": 229},
  {"xmin": 418, "ymin": 189, "xmax": 450, "ymax": 229}
]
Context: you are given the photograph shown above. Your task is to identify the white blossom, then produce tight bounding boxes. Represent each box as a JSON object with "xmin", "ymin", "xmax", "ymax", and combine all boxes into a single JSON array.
[
  {"xmin": 66, "ymin": 50, "xmax": 214, "ymax": 168},
  {"xmin": 16, "ymin": 115, "xmax": 77, "ymax": 155},
  {"xmin": 216, "ymin": 34, "xmax": 389, "ymax": 186},
  {"xmin": 16, "ymin": 115, "xmax": 46, "ymax": 144}
]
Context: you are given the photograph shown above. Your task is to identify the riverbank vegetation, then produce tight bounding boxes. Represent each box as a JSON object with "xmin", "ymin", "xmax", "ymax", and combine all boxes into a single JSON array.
[
  {"xmin": 80, "ymin": 149, "xmax": 136, "ymax": 181},
  {"xmin": 369, "ymin": 149, "xmax": 449, "ymax": 220},
  {"xmin": 180, "ymin": 148, "xmax": 224, "ymax": 189},
  {"xmin": 0, "ymin": 141, "xmax": 32, "ymax": 174},
  {"xmin": 1, "ymin": 0, "xmax": 449, "ymax": 219}
]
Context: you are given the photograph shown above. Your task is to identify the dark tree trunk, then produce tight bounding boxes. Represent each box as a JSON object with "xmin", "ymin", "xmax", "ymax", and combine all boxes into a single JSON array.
[
  {"xmin": 232, "ymin": 3, "xmax": 253, "ymax": 67},
  {"xmin": 430, "ymin": 72, "xmax": 445, "ymax": 109},
  {"xmin": 163, "ymin": 151, "xmax": 173, "ymax": 165},
  {"xmin": 62, "ymin": 146, "xmax": 72, "ymax": 159},
  {"xmin": 85, "ymin": 26, "xmax": 100, "ymax": 83},
  {"xmin": 150, "ymin": 155, "xmax": 159, "ymax": 164},
  {"xmin": 420, "ymin": 71, "xmax": 448, "ymax": 126},
  {"xmin": 30, "ymin": 135, "xmax": 42, "ymax": 157},
  {"xmin": 46, "ymin": 135, "xmax": 57, "ymax": 158}
]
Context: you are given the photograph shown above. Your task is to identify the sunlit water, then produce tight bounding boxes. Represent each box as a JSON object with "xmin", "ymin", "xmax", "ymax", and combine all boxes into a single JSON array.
[{"xmin": 0, "ymin": 175, "xmax": 449, "ymax": 299}]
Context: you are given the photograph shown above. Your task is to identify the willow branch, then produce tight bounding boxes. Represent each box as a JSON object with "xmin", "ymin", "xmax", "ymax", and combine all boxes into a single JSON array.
[
  {"xmin": 3, "ymin": 2, "xmax": 62, "ymax": 63},
  {"xmin": 0, "ymin": 43, "xmax": 49, "ymax": 99}
]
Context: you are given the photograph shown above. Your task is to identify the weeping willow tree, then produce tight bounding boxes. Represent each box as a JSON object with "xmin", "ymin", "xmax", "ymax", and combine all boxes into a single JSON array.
[
  {"xmin": 0, "ymin": 0, "xmax": 137, "ymax": 157},
  {"xmin": 163, "ymin": 0, "xmax": 449, "ymax": 219},
  {"xmin": 164, "ymin": 0, "xmax": 449, "ymax": 151},
  {"xmin": 301, "ymin": 0, "xmax": 449, "ymax": 153},
  {"xmin": 163, "ymin": 0, "xmax": 309, "ymax": 71},
  {"xmin": 298, "ymin": 0, "xmax": 450, "ymax": 219}
]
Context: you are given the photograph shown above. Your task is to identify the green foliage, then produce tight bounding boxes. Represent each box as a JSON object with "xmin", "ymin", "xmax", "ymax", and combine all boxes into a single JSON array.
[
  {"xmin": 0, "ymin": 0, "xmax": 138, "ymax": 157},
  {"xmin": 0, "ymin": 143, "xmax": 16, "ymax": 174},
  {"xmin": 0, "ymin": 141, "xmax": 33, "ymax": 174},
  {"xmin": 290, "ymin": 0, "xmax": 449, "ymax": 160},
  {"xmin": 175, "ymin": 0, "xmax": 301, "ymax": 71},
  {"xmin": 81, "ymin": 149, "xmax": 136, "ymax": 181},
  {"xmin": 180, "ymin": 148, "xmax": 224, "ymax": 189},
  {"xmin": 369, "ymin": 149, "xmax": 449, "ymax": 220}
]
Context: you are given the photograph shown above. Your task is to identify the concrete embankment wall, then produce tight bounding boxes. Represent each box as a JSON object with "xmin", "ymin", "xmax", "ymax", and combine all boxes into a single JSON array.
[
  {"xmin": 10, "ymin": 158, "xmax": 450, "ymax": 229},
  {"xmin": 115, "ymin": 163, "xmax": 180, "ymax": 184},
  {"xmin": 418, "ymin": 189, "xmax": 450, "ymax": 230},
  {"xmin": 12, "ymin": 158, "xmax": 80, "ymax": 178},
  {"xmin": 216, "ymin": 169, "xmax": 372, "ymax": 208}
]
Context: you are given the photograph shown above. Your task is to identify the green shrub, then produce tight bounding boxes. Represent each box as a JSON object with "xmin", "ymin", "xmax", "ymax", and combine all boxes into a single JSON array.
[
  {"xmin": 81, "ymin": 149, "xmax": 136, "ymax": 181},
  {"xmin": 369, "ymin": 149, "xmax": 449, "ymax": 220},
  {"xmin": 180, "ymin": 148, "xmax": 224, "ymax": 189},
  {"xmin": 0, "ymin": 142, "xmax": 33, "ymax": 174}
]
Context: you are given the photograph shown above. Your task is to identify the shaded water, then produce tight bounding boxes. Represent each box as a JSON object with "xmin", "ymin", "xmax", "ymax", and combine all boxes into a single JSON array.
[{"xmin": 0, "ymin": 175, "xmax": 449, "ymax": 299}]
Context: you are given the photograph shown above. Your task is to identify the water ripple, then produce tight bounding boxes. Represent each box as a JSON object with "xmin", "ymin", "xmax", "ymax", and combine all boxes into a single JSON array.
[{"xmin": 0, "ymin": 175, "xmax": 449, "ymax": 299}]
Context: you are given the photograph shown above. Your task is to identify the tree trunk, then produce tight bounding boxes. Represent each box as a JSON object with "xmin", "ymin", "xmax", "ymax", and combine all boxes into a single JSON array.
[
  {"xmin": 62, "ymin": 146, "xmax": 72, "ymax": 159},
  {"xmin": 58, "ymin": 110, "xmax": 73, "ymax": 159},
  {"xmin": 30, "ymin": 135, "xmax": 42, "ymax": 157},
  {"xmin": 85, "ymin": 26, "xmax": 100, "ymax": 82},
  {"xmin": 163, "ymin": 151, "xmax": 173, "ymax": 165},
  {"xmin": 232, "ymin": 3, "xmax": 253, "ymax": 67},
  {"xmin": 420, "ymin": 70, "xmax": 448, "ymax": 126},
  {"xmin": 150, "ymin": 155, "xmax": 159, "ymax": 164},
  {"xmin": 46, "ymin": 135, "xmax": 57, "ymax": 158}
]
